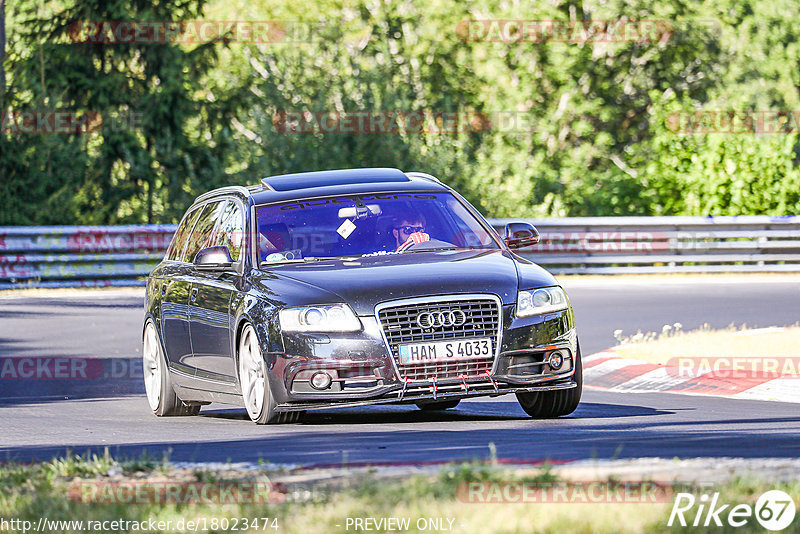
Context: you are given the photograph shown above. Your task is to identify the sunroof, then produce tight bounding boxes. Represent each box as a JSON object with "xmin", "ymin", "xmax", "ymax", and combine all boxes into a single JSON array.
[{"xmin": 261, "ymin": 168, "xmax": 409, "ymax": 192}]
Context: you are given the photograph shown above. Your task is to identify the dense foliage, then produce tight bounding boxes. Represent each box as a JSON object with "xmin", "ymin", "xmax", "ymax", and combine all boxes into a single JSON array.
[{"xmin": 2, "ymin": 0, "xmax": 799, "ymax": 224}]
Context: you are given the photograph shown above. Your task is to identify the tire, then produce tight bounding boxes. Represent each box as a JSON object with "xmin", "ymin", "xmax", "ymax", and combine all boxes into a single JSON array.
[
  {"xmin": 238, "ymin": 323, "xmax": 306, "ymax": 424},
  {"xmin": 516, "ymin": 342, "xmax": 583, "ymax": 419},
  {"xmin": 142, "ymin": 320, "xmax": 200, "ymax": 417},
  {"xmin": 416, "ymin": 399, "xmax": 461, "ymax": 411}
]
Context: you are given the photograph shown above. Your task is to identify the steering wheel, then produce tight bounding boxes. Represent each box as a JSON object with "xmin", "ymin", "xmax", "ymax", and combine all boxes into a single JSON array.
[{"xmin": 405, "ymin": 238, "xmax": 454, "ymax": 251}]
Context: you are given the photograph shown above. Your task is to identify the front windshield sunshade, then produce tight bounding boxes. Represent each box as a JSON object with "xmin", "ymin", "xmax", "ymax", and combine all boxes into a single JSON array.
[{"xmin": 255, "ymin": 192, "xmax": 498, "ymax": 264}]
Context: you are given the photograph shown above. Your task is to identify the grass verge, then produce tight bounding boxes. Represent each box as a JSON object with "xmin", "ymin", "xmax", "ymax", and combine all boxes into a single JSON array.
[
  {"xmin": 608, "ymin": 325, "xmax": 800, "ymax": 365},
  {"xmin": 1, "ymin": 454, "xmax": 798, "ymax": 533}
]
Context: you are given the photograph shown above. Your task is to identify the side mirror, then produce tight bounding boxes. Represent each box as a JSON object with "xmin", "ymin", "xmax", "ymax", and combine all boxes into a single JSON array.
[
  {"xmin": 193, "ymin": 246, "xmax": 234, "ymax": 270},
  {"xmin": 503, "ymin": 222, "xmax": 540, "ymax": 249}
]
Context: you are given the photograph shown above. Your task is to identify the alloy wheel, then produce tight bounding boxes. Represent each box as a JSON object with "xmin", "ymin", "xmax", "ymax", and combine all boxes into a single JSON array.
[
  {"xmin": 142, "ymin": 321, "xmax": 162, "ymax": 412},
  {"xmin": 239, "ymin": 325, "xmax": 266, "ymax": 420}
]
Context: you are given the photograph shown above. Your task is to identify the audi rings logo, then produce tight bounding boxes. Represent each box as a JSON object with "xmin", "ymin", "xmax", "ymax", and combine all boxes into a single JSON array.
[{"xmin": 416, "ymin": 309, "xmax": 468, "ymax": 329}]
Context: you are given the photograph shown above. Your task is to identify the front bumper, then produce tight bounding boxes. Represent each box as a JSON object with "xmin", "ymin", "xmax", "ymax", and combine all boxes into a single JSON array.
[
  {"xmin": 271, "ymin": 303, "xmax": 577, "ymax": 408},
  {"xmin": 275, "ymin": 379, "xmax": 578, "ymax": 412}
]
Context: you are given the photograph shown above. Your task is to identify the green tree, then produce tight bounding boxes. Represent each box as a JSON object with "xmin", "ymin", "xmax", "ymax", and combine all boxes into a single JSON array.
[{"xmin": 1, "ymin": 0, "xmax": 246, "ymax": 224}]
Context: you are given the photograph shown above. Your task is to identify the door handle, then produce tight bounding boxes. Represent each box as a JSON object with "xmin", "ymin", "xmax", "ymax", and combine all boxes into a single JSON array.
[{"xmin": 190, "ymin": 287, "xmax": 198, "ymax": 303}]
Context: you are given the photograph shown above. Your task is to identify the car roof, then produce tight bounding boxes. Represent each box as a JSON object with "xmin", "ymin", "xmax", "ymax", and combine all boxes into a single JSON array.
[
  {"xmin": 262, "ymin": 167, "xmax": 409, "ymax": 191},
  {"xmin": 193, "ymin": 168, "xmax": 450, "ymax": 206}
]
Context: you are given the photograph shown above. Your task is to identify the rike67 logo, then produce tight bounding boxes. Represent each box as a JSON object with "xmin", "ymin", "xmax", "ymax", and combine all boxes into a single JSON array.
[{"xmin": 668, "ymin": 490, "xmax": 796, "ymax": 531}]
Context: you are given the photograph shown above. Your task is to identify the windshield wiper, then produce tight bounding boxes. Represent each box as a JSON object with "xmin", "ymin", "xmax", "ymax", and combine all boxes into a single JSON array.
[
  {"xmin": 406, "ymin": 247, "xmax": 457, "ymax": 253},
  {"xmin": 260, "ymin": 257, "xmax": 321, "ymax": 267},
  {"xmin": 313, "ymin": 255, "xmax": 363, "ymax": 261},
  {"xmin": 405, "ymin": 246, "xmax": 494, "ymax": 254},
  {"xmin": 259, "ymin": 255, "xmax": 368, "ymax": 266}
]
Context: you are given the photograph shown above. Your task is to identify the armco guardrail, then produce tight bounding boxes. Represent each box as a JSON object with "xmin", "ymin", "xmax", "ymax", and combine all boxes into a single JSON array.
[
  {"xmin": 497, "ymin": 215, "xmax": 800, "ymax": 274},
  {"xmin": 1, "ymin": 216, "xmax": 799, "ymax": 288},
  {"xmin": 0, "ymin": 225, "xmax": 176, "ymax": 289}
]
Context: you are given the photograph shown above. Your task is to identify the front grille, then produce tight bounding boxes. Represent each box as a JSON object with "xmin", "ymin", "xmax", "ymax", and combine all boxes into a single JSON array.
[
  {"xmin": 396, "ymin": 359, "xmax": 494, "ymax": 382},
  {"xmin": 377, "ymin": 297, "xmax": 500, "ymax": 381}
]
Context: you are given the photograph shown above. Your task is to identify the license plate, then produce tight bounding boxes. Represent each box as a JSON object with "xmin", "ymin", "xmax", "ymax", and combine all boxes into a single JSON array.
[{"xmin": 398, "ymin": 338, "xmax": 493, "ymax": 365}]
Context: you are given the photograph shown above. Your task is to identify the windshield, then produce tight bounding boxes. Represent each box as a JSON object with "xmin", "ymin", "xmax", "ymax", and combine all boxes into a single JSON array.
[{"xmin": 255, "ymin": 192, "xmax": 499, "ymax": 264}]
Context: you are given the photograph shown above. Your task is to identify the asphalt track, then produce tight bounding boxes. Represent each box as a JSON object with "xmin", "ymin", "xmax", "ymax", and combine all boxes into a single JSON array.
[{"xmin": 1, "ymin": 276, "xmax": 799, "ymax": 465}]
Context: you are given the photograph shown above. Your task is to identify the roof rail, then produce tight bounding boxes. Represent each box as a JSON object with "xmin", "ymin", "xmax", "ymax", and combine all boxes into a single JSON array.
[
  {"xmin": 193, "ymin": 185, "xmax": 251, "ymax": 204},
  {"xmin": 405, "ymin": 171, "xmax": 442, "ymax": 184}
]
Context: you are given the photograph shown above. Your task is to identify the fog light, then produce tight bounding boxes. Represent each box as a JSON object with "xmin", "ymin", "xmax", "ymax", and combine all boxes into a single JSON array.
[
  {"xmin": 310, "ymin": 371, "xmax": 333, "ymax": 390},
  {"xmin": 548, "ymin": 351, "xmax": 564, "ymax": 370}
]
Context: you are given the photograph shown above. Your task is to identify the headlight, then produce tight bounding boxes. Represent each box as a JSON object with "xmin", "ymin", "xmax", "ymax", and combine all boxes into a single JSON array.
[
  {"xmin": 516, "ymin": 286, "xmax": 568, "ymax": 317},
  {"xmin": 279, "ymin": 304, "xmax": 362, "ymax": 332}
]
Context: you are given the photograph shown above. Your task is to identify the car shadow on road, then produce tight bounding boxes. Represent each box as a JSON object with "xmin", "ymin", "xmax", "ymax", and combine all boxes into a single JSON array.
[
  {"xmin": 571, "ymin": 402, "xmax": 682, "ymax": 419},
  {"xmin": 4, "ymin": 409, "xmax": 800, "ymax": 466},
  {"xmin": 4, "ymin": 394, "xmax": 800, "ymax": 465},
  {"xmin": 197, "ymin": 401, "xmax": 675, "ymax": 424},
  {"xmin": 199, "ymin": 405, "xmax": 530, "ymax": 424}
]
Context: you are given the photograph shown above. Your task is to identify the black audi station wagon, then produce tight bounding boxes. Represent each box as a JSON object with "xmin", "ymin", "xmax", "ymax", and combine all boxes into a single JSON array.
[{"xmin": 143, "ymin": 168, "xmax": 582, "ymax": 424}]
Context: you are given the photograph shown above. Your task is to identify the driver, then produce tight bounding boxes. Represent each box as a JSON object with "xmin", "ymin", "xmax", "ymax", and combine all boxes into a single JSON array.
[{"xmin": 393, "ymin": 212, "xmax": 431, "ymax": 252}]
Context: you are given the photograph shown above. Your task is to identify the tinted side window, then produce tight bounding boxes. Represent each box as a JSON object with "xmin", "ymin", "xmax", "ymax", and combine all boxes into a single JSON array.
[
  {"xmin": 210, "ymin": 201, "xmax": 245, "ymax": 261},
  {"xmin": 165, "ymin": 207, "xmax": 202, "ymax": 261},
  {"xmin": 182, "ymin": 201, "xmax": 226, "ymax": 263}
]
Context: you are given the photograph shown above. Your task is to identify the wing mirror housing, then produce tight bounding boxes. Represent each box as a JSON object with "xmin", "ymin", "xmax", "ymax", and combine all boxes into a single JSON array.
[
  {"xmin": 503, "ymin": 222, "xmax": 540, "ymax": 249},
  {"xmin": 193, "ymin": 246, "xmax": 235, "ymax": 270}
]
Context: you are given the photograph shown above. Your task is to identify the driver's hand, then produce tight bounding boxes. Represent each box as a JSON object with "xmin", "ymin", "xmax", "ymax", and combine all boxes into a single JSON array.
[{"xmin": 396, "ymin": 231, "xmax": 430, "ymax": 252}]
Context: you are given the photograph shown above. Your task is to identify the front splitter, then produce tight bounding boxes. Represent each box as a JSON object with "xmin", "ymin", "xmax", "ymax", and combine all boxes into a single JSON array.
[{"xmin": 275, "ymin": 379, "xmax": 578, "ymax": 412}]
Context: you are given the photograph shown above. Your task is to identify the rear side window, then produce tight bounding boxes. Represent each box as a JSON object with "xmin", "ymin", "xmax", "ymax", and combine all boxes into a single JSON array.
[
  {"xmin": 165, "ymin": 207, "xmax": 202, "ymax": 261},
  {"xmin": 209, "ymin": 201, "xmax": 245, "ymax": 261},
  {"xmin": 183, "ymin": 201, "xmax": 226, "ymax": 263}
]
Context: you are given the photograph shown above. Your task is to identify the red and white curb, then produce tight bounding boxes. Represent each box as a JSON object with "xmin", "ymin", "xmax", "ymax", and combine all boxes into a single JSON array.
[{"xmin": 583, "ymin": 345, "xmax": 800, "ymax": 404}]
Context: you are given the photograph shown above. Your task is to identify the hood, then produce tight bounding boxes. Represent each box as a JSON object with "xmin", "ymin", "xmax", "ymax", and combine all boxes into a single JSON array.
[{"xmin": 256, "ymin": 249, "xmax": 556, "ymax": 315}]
